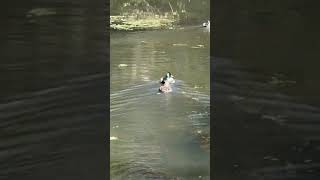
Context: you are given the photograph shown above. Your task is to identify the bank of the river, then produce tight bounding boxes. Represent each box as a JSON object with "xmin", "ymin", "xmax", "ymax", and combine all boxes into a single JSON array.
[{"xmin": 110, "ymin": 15, "xmax": 176, "ymax": 31}]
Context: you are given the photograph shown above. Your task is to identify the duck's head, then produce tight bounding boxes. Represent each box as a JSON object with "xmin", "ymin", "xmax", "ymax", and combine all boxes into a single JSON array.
[
  {"xmin": 166, "ymin": 72, "xmax": 174, "ymax": 79},
  {"xmin": 160, "ymin": 72, "xmax": 175, "ymax": 83},
  {"xmin": 160, "ymin": 76, "xmax": 167, "ymax": 83}
]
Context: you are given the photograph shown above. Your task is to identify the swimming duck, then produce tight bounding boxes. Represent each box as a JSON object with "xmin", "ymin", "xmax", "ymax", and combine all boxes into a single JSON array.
[
  {"xmin": 202, "ymin": 20, "xmax": 210, "ymax": 28},
  {"xmin": 160, "ymin": 72, "xmax": 175, "ymax": 84}
]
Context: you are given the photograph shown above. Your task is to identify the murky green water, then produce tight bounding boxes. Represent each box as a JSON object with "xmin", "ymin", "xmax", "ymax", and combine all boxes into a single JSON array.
[{"xmin": 110, "ymin": 27, "xmax": 210, "ymax": 179}]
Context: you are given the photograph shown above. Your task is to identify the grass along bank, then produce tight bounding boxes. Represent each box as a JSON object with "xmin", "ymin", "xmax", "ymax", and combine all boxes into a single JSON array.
[{"xmin": 110, "ymin": 15, "xmax": 176, "ymax": 31}]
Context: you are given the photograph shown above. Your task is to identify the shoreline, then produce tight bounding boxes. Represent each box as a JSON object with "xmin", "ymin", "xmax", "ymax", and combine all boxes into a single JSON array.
[{"xmin": 110, "ymin": 15, "xmax": 176, "ymax": 31}]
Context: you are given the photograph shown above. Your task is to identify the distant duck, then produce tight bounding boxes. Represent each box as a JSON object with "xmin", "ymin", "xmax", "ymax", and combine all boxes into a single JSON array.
[
  {"xmin": 160, "ymin": 72, "xmax": 175, "ymax": 84},
  {"xmin": 202, "ymin": 20, "xmax": 210, "ymax": 28}
]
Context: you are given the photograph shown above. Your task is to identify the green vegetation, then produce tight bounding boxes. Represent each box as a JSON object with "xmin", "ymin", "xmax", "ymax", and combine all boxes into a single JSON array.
[
  {"xmin": 110, "ymin": 0, "xmax": 209, "ymax": 31},
  {"xmin": 110, "ymin": 15, "xmax": 175, "ymax": 31}
]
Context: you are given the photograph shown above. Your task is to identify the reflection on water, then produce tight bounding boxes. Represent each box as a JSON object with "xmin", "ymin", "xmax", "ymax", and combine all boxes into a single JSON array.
[{"xmin": 111, "ymin": 27, "xmax": 210, "ymax": 179}]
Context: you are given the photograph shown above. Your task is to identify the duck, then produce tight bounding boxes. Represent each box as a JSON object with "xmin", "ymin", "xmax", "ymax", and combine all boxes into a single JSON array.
[
  {"xmin": 202, "ymin": 20, "xmax": 210, "ymax": 28},
  {"xmin": 160, "ymin": 72, "xmax": 175, "ymax": 84}
]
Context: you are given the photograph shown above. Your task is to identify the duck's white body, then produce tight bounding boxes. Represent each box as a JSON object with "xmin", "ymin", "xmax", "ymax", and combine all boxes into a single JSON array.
[{"xmin": 166, "ymin": 77, "xmax": 175, "ymax": 84}]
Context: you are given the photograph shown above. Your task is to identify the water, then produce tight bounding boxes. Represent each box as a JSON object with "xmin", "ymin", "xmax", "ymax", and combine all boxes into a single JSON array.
[
  {"xmin": 110, "ymin": 27, "xmax": 210, "ymax": 179},
  {"xmin": 5, "ymin": 1, "xmax": 320, "ymax": 180},
  {"xmin": 212, "ymin": 3, "xmax": 320, "ymax": 178},
  {"xmin": 213, "ymin": 57, "xmax": 320, "ymax": 180},
  {"xmin": 0, "ymin": 2, "xmax": 107, "ymax": 179}
]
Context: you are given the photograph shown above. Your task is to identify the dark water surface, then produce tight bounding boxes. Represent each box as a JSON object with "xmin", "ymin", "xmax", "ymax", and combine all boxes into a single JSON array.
[
  {"xmin": 212, "ymin": 1, "xmax": 320, "ymax": 179},
  {"xmin": 0, "ymin": 1, "xmax": 107, "ymax": 180},
  {"xmin": 213, "ymin": 57, "xmax": 320, "ymax": 180},
  {"xmin": 110, "ymin": 27, "xmax": 210, "ymax": 179}
]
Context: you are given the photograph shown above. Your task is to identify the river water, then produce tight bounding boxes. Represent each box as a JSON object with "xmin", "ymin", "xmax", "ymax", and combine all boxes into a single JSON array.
[
  {"xmin": 1, "ymin": 2, "xmax": 107, "ymax": 179},
  {"xmin": 213, "ymin": 56, "xmax": 320, "ymax": 180},
  {"xmin": 110, "ymin": 27, "xmax": 210, "ymax": 179},
  {"xmin": 4, "ymin": 1, "xmax": 320, "ymax": 180}
]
